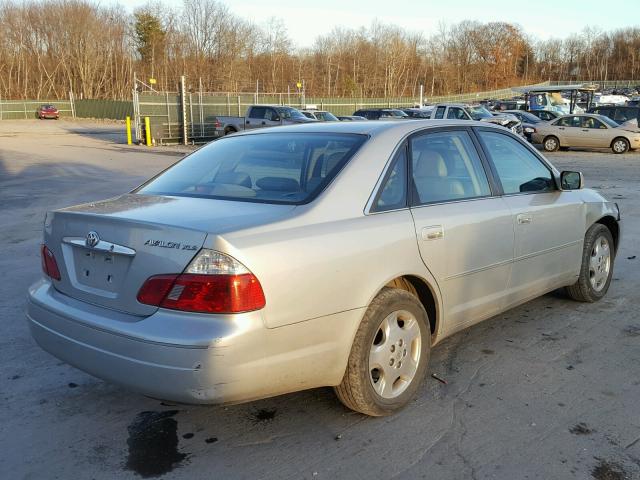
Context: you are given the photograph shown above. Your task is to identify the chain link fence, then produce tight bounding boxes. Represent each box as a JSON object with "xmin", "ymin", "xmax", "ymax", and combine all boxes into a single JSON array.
[{"xmin": 0, "ymin": 99, "xmax": 74, "ymax": 120}]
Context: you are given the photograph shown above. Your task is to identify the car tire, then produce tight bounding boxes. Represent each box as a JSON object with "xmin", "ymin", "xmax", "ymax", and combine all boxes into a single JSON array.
[
  {"xmin": 543, "ymin": 136, "xmax": 560, "ymax": 152},
  {"xmin": 565, "ymin": 223, "xmax": 615, "ymax": 303},
  {"xmin": 611, "ymin": 137, "xmax": 629, "ymax": 154},
  {"xmin": 334, "ymin": 287, "xmax": 431, "ymax": 416},
  {"xmin": 224, "ymin": 127, "xmax": 236, "ymax": 136}
]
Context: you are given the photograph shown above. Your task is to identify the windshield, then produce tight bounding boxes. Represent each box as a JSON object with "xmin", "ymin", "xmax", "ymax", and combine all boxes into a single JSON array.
[
  {"xmin": 318, "ymin": 111, "xmax": 339, "ymax": 121},
  {"xmin": 137, "ymin": 133, "xmax": 368, "ymax": 205},
  {"xmin": 276, "ymin": 107, "xmax": 307, "ymax": 120},
  {"xmin": 384, "ymin": 110, "xmax": 409, "ymax": 117},
  {"xmin": 466, "ymin": 106, "xmax": 493, "ymax": 120},
  {"xmin": 600, "ymin": 116, "xmax": 620, "ymax": 128}
]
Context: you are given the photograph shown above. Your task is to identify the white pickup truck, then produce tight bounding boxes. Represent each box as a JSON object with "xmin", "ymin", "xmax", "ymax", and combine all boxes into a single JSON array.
[{"xmin": 214, "ymin": 105, "xmax": 317, "ymax": 136}]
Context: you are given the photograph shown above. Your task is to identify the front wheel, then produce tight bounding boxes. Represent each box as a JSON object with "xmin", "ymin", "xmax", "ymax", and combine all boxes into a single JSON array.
[
  {"xmin": 611, "ymin": 137, "xmax": 629, "ymax": 154},
  {"xmin": 566, "ymin": 224, "xmax": 614, "ymax": 302},
  {"xmin": 334, "ymin": 287, "xmax": 431, "ymax": 416},
  {"xmin": 543, "ymin": 136, "xmax": 560, "ymax": 152}
]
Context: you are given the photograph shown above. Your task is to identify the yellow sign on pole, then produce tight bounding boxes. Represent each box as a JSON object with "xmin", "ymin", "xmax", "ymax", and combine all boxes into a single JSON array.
[
  {"xmin": 296, "ymin": 82, "xmax": 302, "ymax": 89},
  {"xmin": 149, "ymin": 78, "xmax": 157, "ymax": 85}
]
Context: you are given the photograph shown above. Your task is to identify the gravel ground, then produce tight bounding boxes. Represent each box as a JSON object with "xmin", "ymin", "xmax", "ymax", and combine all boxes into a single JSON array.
[{"xmin": 0, "ymin": 120, "xmax": 639, "ymax": 480}]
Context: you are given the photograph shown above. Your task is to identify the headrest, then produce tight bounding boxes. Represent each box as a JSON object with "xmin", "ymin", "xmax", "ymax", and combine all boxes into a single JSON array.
[
  {"xmin": 414, "ymin": 149, "xmax": 447, "ymax": 177},
  {"xmin": 256, "ymin": 177, "xmax": 300, "ymax": 192}
]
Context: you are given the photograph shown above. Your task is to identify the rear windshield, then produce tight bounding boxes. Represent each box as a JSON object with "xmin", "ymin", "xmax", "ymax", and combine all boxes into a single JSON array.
[{"xmin": 136, "ymin": 133, "xmax": 367, "ymax": 204}]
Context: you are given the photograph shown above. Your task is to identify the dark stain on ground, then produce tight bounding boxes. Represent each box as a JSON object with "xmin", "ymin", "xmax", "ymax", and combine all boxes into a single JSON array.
[
  {"xmin": 68, "ymin": 382, "xmax": 78, "ymax": 388},
  {"xmin": 251, "ymin": 408, "xmax": 277, "ymax": 423},
  {"xmin": 10, "ymin": 375, "xmax": 20, "ymax": 380},
  {"xmin": 481, "ymin": 349, "xmax": 495, "ymax": 355},
  {"xmin": 182, "ymin": 433, "xmax": 194, "ymax": 439},
  {"xmin": 623, "ymin": 325, "xmax": 640, "ymax": 337},
  {"xmin": 570, "ymin": 422, "xmax": 593, "ymax": 435},
  {"xmin": 591, "ymin": 459, "xmax": 626, "ymax": 480},
  {"xmin": 205, "ymin": 437, "xmax": 218, "ymax": 444},
  {"xmin": 125, "ymin": 410, "xmax": 187, "ymax": 478}
]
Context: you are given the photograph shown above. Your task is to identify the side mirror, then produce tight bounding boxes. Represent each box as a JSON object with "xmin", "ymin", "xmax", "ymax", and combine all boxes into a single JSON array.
[
  {"xmin": 273, "ymin": 116, "xmax": 280, "ymax": 122},
  {"xmin": 560, "ymin": 171, "xmax": 584, "ymax": 190}
]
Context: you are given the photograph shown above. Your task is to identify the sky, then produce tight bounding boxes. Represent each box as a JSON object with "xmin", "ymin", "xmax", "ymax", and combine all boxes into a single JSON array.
[{"xmin": 112, "ymin": 0, "xmax": 639, "ymax": 47}]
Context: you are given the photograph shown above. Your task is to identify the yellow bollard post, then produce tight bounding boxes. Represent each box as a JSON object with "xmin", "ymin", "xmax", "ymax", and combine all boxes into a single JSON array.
[
  {"xmin": 144, "ymin": 116, "xmax": 151, "ymax": 147},
  {"xmin": 125, "ymin": 116, "xmax": 132, "ymax": 145}
]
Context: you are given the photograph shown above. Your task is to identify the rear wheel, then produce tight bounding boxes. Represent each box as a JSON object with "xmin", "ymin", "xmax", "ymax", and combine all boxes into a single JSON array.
[
  {"xmin": 566, "ymin": 224, "xmax": 614, "ymax": 302},
  {"xmin": 334, "ymin": 287, "xmax": 430, "ymax": 416},
  {"xmin": 543, "ymin": 136, "xmax": 560, "ymax": 152},
  {"xmin": 611, "ymin": 137, "xmax": 629, "ymax": 154},
  {"xmin": 224, "ymin": 127, "xmax": 237, "ymax": 136}
]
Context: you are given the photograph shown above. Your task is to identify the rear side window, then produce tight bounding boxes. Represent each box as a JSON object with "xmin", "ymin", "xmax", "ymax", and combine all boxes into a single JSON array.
[
  {"xmin": 478, "ymin": 130, "xmax": 554, "ymax": 194},
  {"xmin": 410, "ymin": 130, "xmax": 491, "ymax": 205},
  {"xmin": 372, "ymin": 145, "xmax": 407, "ymax": 212},
  {"xmin": 434, "ymin": 106, "xmax": 445, "ymax": 119},
  {"xmin": 137, "ymin": 133, "xmax": 367, "ymax": 205}
]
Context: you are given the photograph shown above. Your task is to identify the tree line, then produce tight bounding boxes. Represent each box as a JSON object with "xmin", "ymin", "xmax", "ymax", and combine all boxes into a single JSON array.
[{"xmin": 1, "ymin": 0, "xmax": 639, "ymax": 100}]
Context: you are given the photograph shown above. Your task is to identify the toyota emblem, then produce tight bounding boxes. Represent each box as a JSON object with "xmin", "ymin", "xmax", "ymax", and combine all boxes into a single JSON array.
[{"xmin": 86, "ymin": 231, "xmax": 100, "ymax": 248}]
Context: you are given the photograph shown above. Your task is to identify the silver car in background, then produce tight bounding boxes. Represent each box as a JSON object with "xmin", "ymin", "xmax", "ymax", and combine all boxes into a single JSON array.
[
  {"xmin": 28, "ymin": 120, "xmax": 620, "ymax": 416},
  {"xmin": 533, "ymin": 113, "xmax": 640, "ymax": 153}
]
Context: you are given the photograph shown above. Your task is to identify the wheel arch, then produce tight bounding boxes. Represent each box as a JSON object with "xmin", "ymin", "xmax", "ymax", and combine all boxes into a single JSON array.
[
  {"xmin": 610, "ymin": 136, "xmax": 630, "ymax": 151},
  {"xmin": 384, "ymin": 275, "xmax": 440, "ymax": 344},
  {"xmin": 594, "ymin": 215, "xmax": 620, "ymax": 254}
]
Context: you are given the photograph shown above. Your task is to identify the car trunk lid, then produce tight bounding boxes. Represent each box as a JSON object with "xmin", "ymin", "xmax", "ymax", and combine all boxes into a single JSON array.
[{"xmin": 45, "ymin": 194, "xmax": 295, "ymax": 316}]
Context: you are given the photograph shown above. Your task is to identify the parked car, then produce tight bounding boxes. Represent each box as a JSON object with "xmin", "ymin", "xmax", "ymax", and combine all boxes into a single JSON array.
[
  {"xmin": 533, "ymin": 114, "xmax": 640, "ymax": 153},
  {"xmin": 402, "ymin": 108, "xmax": 433, "ymax": 118},
  {"xmin": 353, "ymin": 108, "xmax": 409, "ymax": 120},
  {"xmin": 214, "ymin": 105, "xmax": 316, "ymax": 135},
  {"xmin": 493, "ymin": 99, "xmax": 526, "ymax": 111},
  {"xmin": 501, "ymin": 110, "xmax": 544, "ymax": 142},
  {"xmin": 28, "ymin": 120, "xmax": 621, "ymax": 416},
  {"xmin": 337, "ymin": 115, "xmax": 367, "ymax": 121},
  {"xmin": 527, "ymin": 110, "xmax": 562, "ymax": 122},
  {"xmin": 588, "ymin": 105, "xmax": 640, "ymax": 128},
  {"xmin": 430, "ymin": 103, "xmax": 523, "ymax": 136},
  {"xmin": 38, "ymin": 104, "xmax": 59, "ymax": 120},
  {"xmin": 301, "ymin": 110, "xmax": 339, "ymax": 122}
]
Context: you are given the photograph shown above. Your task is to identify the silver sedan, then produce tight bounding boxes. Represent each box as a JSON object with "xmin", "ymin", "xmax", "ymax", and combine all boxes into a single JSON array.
[
  {"xmin": 27, "ymin": 120, "xmax": 621, "ymax": 416},
  {"xmin": 532, "ymin": 113, "xmax": 640, "ymax": 153}
]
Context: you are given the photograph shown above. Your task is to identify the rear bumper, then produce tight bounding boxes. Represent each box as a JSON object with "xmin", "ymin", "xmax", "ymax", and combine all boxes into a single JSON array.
[{"xmin": 27, "ymin": 280, "xmax": 362, "ymax": 404}]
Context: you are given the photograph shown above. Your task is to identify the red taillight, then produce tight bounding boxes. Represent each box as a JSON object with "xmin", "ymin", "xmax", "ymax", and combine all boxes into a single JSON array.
[
  {"xmin": 214, "ymin": 120, "xmax": 222, "ymax": 128},
  {"xmin": 40, "ymin": 244, "xmax": 61, "ymax": 280},
  {"xmin": 137, "ymin": 273, "xmax": 265, "ymax": 314}
]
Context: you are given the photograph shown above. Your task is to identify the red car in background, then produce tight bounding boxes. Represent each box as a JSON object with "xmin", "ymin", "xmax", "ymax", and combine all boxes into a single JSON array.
[{"xmin": 38, "ymin": 104, "xmax": 59, "ymax": 119}]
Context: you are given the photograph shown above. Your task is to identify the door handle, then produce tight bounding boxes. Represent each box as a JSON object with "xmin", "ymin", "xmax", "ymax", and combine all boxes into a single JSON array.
[
  {"xmin": 517, "ymin": 214, "xmax": 533, "ymax": 225},
  {"xmin": 558, "ymin": 127, "xmax": 565, "ymax": 130},
  {"xmin": 582, "ymin": 129, "xmax": 589, "ymax": 132},
  {"xmin": 246, "ymin": 120, "xmax": 250, "ymax": 124},
  {"xmin": 262, "ymin": 121, "xmax": 266, "ymax": 125},
  {"xmin": 421, "ymin": 225, "xmax": 444, "ymax": 241}
]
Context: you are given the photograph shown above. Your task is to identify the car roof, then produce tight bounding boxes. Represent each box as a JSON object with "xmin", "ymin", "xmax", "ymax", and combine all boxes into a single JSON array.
[{"xmin": 233, "ymin": 119, "xmax": 506, "ymax": 138}]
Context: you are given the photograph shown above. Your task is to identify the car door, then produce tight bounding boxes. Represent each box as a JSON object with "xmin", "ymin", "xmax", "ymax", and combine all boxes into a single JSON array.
[
  {"xmin": 245, "ymin": 106, "xmax": 267, "ymax": 130},
  {"xmin": 475, "ymin": 129, "xmax": 583, "ymax": 306},
  {"xmin": 408, "ymin": 127, "xmax": 514, "ymax": 333},
  {"xmin": 580, "ymin": 116, "xmax": 611, "ymax": 148}
]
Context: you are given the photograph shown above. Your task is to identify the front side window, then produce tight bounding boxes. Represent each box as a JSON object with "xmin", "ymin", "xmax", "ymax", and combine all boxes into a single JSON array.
[
  {"xmin": 581, "ymin": 117, "xmax": 606, "ymax": 129},
  {"xmin": 410, "ymin": 130, "xmax": 491, "ymax": 205},
  {"xmin": 372, "ymin": 145, "xmax": 407, "ymax": 212},
  {"xmin": 137, "ymin": 133, "xmax": 367, "ymax": 205},
  {"xmin": 249, "ymin": 106, "xmax": 266, "ymax": 119},
  {"xmin": 447, "ymin": 108, "xmax": 467, "ymax": 120},
  {"xmin": 477, "ymin": 130, "xmax": 554, "ymax": 194}
]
